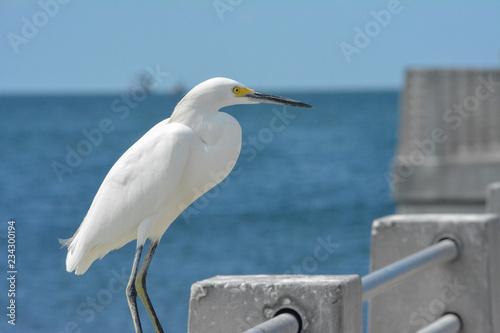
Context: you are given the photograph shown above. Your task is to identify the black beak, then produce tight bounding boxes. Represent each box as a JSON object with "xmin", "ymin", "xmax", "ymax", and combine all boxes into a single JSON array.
[{"xmin": 246, "ymin": 92, "xmax": 313, "ymax": 108}]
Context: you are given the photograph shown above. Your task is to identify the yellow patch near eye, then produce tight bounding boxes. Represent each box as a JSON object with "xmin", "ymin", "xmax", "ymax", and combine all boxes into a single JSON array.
[{"xmin": 233, "ymin": 86, "xmax": 254, "ymax": 97}]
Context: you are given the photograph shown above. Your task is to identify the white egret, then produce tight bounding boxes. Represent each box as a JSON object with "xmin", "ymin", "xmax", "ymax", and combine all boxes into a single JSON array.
[{"xmin": 61, "ymin": 77, "xmax": 312, "ymax": 333}]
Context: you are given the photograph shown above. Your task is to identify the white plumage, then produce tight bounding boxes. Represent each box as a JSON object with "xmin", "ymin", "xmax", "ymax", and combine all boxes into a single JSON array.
[
  {"xmin": 64, "ymin": 78, "xmax": 244, "ymax": 274},
  {"xmin": 61, "ymin": 77, "xmax": 312, "ymax": 332}
]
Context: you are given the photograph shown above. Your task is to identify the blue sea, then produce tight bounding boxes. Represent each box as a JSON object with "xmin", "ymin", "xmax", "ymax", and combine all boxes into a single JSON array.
[{"xmin": 0, "ymin": 90, "xmax": 398, "ymax": 332}]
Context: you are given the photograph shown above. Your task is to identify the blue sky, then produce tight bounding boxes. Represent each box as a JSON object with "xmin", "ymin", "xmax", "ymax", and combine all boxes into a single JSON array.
[{"xmin": 1, "ymin": 0, "xmax": 500, "ymax": 93}]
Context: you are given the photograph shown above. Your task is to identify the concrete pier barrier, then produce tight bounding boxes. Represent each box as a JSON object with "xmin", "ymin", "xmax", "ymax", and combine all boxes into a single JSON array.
[
  {"xmin": 392, "ymin": 69, "xmax": 500, "ymax": 213},
  {"xmin": 187, "ymin": 213, "xmax": 499, "ymax": 332},
  {"xmin": 368, "ymin": 214, "xmax": 500, "ymax": 333},
  {"xmin": 187, "ymin": 275, "xmax": 362, "ymax": 333}
]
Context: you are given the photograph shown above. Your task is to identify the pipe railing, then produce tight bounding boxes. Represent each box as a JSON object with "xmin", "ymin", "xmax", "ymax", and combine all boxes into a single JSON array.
[
  {"xmin": 242, "ymin": 313, "xmax": 299, "ymax": 333},
  {"xmin": 361, "ymin": 239, "xmax": 459, "ymax": 302},
  {"xmin": 415, "ymin": 313, "xmax": 461, "ymax": 333},
  {"xmin": 242, "ymin": 239, "xmax": 459, "ymax": 333}
]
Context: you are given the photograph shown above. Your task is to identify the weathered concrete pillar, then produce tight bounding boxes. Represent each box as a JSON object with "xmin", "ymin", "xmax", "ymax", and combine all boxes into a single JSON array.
[
  {"xmin": 368, "ymin": 214, "xmax": 500, "ymax": 333},
  {"xmin": 486, "ymin": 181, "xmax": 500, "ymax": 215},
  {"xmin": 391, "ymin": 69, "xmax": 500, "ymax": 213},
  {"xmin": 188, "ymin": 275, "xmax": 362, "ymax": 333}
]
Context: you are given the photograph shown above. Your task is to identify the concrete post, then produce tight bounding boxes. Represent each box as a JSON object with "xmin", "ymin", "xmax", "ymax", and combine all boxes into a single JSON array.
[
  {"xmin": 188, "ymin": 275, "xmax": 362, "ymax": 333},
  {"xmin": 486, "ymin": 181, "xmax": 500, "ymax": 215},
  {"xmin": 392, "ymin": 69, "xmax": 500, "ymax": 213},
  {"xmin": 368, "ymin": 214, "xmax": 500, "ymax": 333}
]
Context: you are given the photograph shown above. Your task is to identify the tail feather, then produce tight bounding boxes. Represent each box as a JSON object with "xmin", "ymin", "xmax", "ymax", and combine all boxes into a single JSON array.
[
  {"xmin": 59, "ymin": 234, "xmax": 76, "ymax": 249},
  {"xmin": 63, "ymin": 229, "xmax": 88, "ymax": 274},
  {"xmin": 62, "ymin": 223, "xmax": 138, "ymax": 275},
  {"xmin": 61, "ymin": 223, "xmax": 91, "ymax": 274}
]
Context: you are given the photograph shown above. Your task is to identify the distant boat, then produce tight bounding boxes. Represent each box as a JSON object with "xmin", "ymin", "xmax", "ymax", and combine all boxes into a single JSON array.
[
  {"xmin": 128, "ymin": 73, "xmax": 186, "ymax": 96},
  {"xmin": 170, "ymin": 82, "xmax": 186, "ymax": 96},
  {"xmin": 125, "ymin": 71, "xmax": 155, "ymax": 95},
  {"xmin": 138, "ymin": 72, "xmax": 154, "ymax": 94}
]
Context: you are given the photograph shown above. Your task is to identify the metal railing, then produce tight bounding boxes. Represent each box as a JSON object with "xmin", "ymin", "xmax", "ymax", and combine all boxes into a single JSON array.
[
  {"xmin": 416, "ymin": 313, "xmax": 461, "ymax": 333},
  {"xmin": 242, "ymin": 239, "xmax": 460, "ymax": 333},
  {"xmin": 242, "ymin": 313, "xmax": 299, "ymax": 333},
  {"xmin": 361, "ymin": 239, "xmax": 459, "ymax": 302}
]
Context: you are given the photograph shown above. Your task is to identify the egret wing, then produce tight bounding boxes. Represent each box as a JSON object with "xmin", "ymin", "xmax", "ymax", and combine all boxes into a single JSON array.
[{"xmin": 65, "ymin": 121, "xmax": 195, "ymax": 273}]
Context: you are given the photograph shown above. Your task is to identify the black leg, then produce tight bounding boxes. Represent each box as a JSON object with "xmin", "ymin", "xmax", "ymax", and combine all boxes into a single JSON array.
[
  {"xmin": 136, "ymin": 240, "xmax": 164, "ymax": 333},
  {"xmin": 127, "ymin": 245, "xmax": 144, "ymax": 333}
]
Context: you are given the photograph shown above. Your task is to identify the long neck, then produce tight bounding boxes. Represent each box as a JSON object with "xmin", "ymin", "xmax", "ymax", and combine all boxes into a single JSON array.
[{"xmin": 169, "ymin": 97, "xmax": 220, "ymax": 145}]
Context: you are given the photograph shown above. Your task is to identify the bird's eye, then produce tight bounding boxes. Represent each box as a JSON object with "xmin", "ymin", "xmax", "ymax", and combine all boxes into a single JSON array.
[{"xmin": 233, "ymin": 86, "xmax": 253, "ymax": 97}]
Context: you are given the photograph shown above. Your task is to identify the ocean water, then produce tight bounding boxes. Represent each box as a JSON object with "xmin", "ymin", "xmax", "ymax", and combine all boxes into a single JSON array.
[{"xmin": 0, "ymin": 90, "xmax": 398, "ymax": 332}]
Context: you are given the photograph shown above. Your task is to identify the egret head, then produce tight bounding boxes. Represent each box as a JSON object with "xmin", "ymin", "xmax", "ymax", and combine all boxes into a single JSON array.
[{"xmin": 176, "ymin": 77, "xmax": 313, "ymax": 112}]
